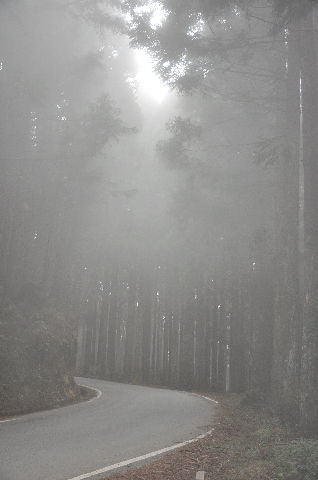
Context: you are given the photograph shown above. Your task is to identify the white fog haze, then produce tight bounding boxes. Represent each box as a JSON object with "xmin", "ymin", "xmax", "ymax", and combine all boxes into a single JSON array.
[{"xmin": 1, "ymin": 1, "xmax": 318, "ymax": 479}]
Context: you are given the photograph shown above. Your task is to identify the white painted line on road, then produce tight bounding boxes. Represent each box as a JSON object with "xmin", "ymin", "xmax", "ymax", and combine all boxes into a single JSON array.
[
  {"xmin": 66, "ymin": 428, "xmax": 215, "ymax": 480},
  {"xmin": 191, "ymin": 393, "xmax": 219, "ymax": 404},
  {"xmin": 201, "ymin": 395, "xmax": 219, "ymax": 404},
  {"xmin": 78, "ymin": 384, "xmax": 102, "ymax": 402},
  {"xmin": 0, "ymin": 418, "xmax": 18, "ymax": 424}
]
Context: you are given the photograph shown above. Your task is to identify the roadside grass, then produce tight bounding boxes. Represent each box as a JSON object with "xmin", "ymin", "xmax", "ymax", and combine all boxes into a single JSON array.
[
  {"xmin": 109, "ymin": 394, "xmax": 318, "ymax": 480},
  {"xmin": 207, "ymin": 395, "xmax": 318, "ymax": 480}
]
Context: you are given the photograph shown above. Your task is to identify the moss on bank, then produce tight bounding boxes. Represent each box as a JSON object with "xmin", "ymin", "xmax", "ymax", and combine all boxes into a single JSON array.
[{"xmin": 0, "ymin": 300, "xmax": 80, "ymax": 416}]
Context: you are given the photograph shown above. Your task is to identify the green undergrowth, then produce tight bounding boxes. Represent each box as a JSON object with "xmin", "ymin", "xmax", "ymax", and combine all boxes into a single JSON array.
[{"xmin": 219, "ymin": 395, "xmax": 318, "ymax": 480}]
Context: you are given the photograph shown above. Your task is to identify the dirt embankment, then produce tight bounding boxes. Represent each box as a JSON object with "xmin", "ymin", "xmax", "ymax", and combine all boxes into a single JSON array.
[{"xmin": 0, "ymin": 300, "xmax": 82, "ymax": 416}]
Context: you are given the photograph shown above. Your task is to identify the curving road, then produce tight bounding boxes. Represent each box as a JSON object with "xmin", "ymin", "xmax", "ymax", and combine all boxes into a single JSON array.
[{"xmin": 0, "ymin": 378, "xmax": 216, "ymax": 480}]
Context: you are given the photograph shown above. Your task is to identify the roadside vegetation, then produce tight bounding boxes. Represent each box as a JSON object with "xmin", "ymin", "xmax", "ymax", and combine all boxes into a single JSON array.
[
  {"xmin": 0, "ymin": 298, "xmax": 83, "ymax": 416},
  {"xmin": 109, "ymin": 395, "xmax": 318, "ymax": 480}
]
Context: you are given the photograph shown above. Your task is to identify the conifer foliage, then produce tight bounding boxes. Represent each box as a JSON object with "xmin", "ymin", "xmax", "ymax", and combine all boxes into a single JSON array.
[{"xmin": 2, "ymin": 0, "xmax": 318, "ymax": 435}]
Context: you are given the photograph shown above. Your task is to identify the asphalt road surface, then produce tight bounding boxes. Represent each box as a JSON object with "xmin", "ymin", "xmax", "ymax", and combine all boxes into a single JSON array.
[{"xmin": 0, "ymin": 378, "xmax": 215, "ymax": 480}]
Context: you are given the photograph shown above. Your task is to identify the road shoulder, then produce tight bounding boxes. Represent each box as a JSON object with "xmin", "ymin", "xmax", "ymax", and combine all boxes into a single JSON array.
[{"xmin": 104, "ymin": 394, "xmax": 314, "ymax": 480}]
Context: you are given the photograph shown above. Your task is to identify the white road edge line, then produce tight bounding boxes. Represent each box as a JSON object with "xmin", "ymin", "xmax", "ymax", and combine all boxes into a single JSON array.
[
  {"xmin": 201, "ymin": 395, "xmax": 219, "ymax": 405},
  {"xmin": 78, "ymin": 384, "xmax": 102, "ymax": 402},
  {"xmin": 191, "ymin": 393, "xmax": 219, "ymax": 405},
  {"xmin": 66, "ymin": 428, "xmax": 215, "ymax": 480},
  {"xmin": 0, "ymin": 418, "xmax": 18, "ymax": 424}
]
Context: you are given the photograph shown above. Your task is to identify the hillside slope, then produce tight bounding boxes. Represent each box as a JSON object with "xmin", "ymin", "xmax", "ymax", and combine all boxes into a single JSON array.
[{"xmin": 0, "ymin": 300, "xmax": 79, "ymax": 416}]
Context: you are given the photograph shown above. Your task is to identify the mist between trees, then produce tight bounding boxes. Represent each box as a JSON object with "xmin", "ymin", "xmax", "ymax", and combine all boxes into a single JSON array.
[{"xmin": 1, "ymin": 0, "xmax": 318, "ymax": 435}]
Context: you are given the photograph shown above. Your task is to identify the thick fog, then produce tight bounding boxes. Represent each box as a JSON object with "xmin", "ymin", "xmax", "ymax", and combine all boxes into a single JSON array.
[{"xmin": 1, "ymin": 0, "xmax": 318, "ymax": 437}]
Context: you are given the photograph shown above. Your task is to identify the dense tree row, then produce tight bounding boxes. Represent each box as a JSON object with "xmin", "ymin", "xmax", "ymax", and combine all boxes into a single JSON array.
[
  {"xmin": 77, "ymin": 1, "xmax": 318, "ymax": 435},
  {"xmin": 2, "ymin": 0, "xmax": 318, "ymax": 436},
  {"xmin": 0, "ymin": 0, "xmax": 139, "ymax": 411},
  {"xmin": 0, "ymin": 0, "xmax": 138, "ymax": 306}
]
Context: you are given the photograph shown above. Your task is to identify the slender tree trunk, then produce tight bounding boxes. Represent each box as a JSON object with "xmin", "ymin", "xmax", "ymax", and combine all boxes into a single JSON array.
[
  {"xmin": 106, "ymin": 269, "xmax": 118, "ymax": 379},
  {"xmin": 180, "ymin": 295, "xmax": 194, "ymax": 389},
  {"xmin": 230, "ymin": 281, "xmax": 246, "ymax": 392},
  {"xmin": 141, "ymin": 271, "xmax": 152, "ymax": 384},
  {"xmin": 123, "ymin": 268, "xmax": 137, "ymax": 380},
  {"xmin": 299, "ymin": 4, "xmax": 318, "ymax": 433},
  {"xmin": 271, "ymin": 24, "xmax": 302, "ymax": 421}
]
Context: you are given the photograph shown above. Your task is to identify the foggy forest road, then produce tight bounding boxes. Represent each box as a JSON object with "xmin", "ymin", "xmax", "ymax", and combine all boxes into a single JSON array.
[{"xmin": 0, "ymin": 377, "xmax": 215, "ymax": 480}]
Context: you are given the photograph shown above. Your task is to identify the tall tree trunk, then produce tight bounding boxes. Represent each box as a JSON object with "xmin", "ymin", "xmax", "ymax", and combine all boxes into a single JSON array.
[
  {"xmin": 248, "ymin": 233, "xmax": 274, "ymax": 394},
  {"xmin": 230, "ymin": 281, "xmax": 246, "ymax": 392},
  {"xmin": 180, "ymin": 294, "xmax": 195, "ymax": 389},
  {"xmin": 299, "ymin": 4, "xmax": 318, "ymax": 434},
  {"xmin": 106, "ymin": 269, "xmax": 118, "ymax": 379},
  {"xmin": 141, "ymin": 271, "xmax": 152, "ymax": 384},
  {"xmin": 123, "ymin": 268, "xmax": 137, "ymax": 380},
  {"xmin": 271, "ymin": 24, "xmax": 301, "ymax": 422}
]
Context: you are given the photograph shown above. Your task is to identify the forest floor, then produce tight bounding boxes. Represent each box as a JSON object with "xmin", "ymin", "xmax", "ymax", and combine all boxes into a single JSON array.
[{"xmin": 107, "ymin": 393, "xmax": 318, "ymax": 480}]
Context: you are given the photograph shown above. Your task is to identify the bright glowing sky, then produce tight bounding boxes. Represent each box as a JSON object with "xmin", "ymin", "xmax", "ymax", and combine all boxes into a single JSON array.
[
  {"xmin": 130, "ymin": 2, "xmax": 170, "ymax": 104},
  {"xmin": 135, "ymin": 49, "xmax": 169, "ymax": 104}
]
